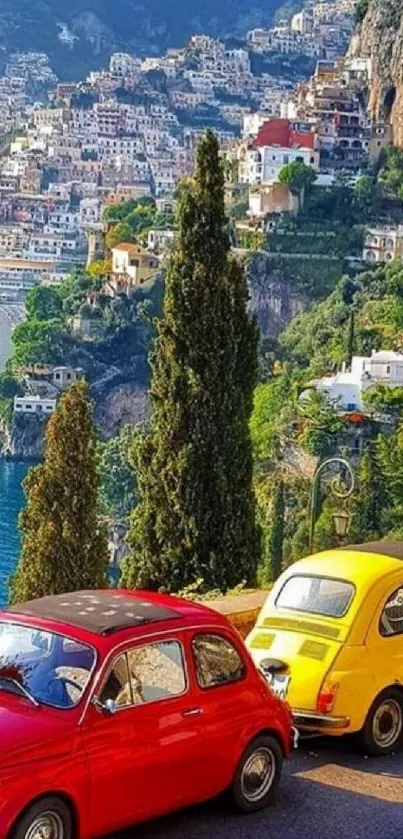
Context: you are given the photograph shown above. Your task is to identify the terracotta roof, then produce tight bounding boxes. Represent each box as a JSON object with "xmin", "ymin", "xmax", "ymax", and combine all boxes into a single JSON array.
[
  {"xmin": 112, "ymin": 242, "xmax": 142, "ymax": 254},
  {"xmin": 254, "ymin": 118, "xmax": 316, "ymax": 151}
]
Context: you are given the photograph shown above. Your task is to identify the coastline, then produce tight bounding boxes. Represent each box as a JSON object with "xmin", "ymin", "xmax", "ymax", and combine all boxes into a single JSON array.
[
  {"xmin": 0, "ymin": 303, "xmax": 24, "ymax": 370},
  {"xmin": 0, "ymin": 307, "xmax": 13, "ymax": 370}
]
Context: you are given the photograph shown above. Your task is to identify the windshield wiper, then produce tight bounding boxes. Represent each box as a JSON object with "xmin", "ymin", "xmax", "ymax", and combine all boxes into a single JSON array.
[{"xmin": 0, "ymin": 677, "xmax": 40, "ymax": 707}]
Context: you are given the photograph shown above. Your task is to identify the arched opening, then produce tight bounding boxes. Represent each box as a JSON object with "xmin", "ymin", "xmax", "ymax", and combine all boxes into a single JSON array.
[{"xmin": 384, "ymin": 86, "xmax": 396, "ymax": 119}]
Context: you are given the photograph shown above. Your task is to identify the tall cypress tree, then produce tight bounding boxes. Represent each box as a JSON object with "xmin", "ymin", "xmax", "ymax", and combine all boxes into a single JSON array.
[
  {"xmin": 10, "ymin": 381, "xmax": 109, "ymax": 603},
  {"xmin": 266, "ymin": 480, "xmax": 285, "ymax": 582},
  {"xmin": 346, "ymin": 308, "xmax": 355, "ymax": 368},
  {"xmin": 349, "ymin": 448, "xmax": 385, "ymax": 543},
  {"xmin": 122, "ymin": 131, "xmax": 260, "ymax": 593}
]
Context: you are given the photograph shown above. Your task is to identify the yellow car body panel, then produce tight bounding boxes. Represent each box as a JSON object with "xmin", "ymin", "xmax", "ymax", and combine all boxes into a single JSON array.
[{"xmin": 247, "ymin": 545, "xmax": 403, "ymax": 735}]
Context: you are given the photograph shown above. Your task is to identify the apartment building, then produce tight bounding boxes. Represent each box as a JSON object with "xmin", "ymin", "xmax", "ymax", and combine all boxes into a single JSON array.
[{"xmin": 239, "ymin": 118, "xmax": 319, "ymax": 184}]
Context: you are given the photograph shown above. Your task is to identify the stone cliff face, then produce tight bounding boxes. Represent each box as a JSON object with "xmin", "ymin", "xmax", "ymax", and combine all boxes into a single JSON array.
[
  {"xmin": 0, "ymin": 258, "xmax": 312, "ymax": 459},
  {"xmin": 353, "ymin": 0, "xmax": 403, "ymax": 146},
  {"xmin": 93, "ymin": 381, "xmax": 149, "ymax": 440},
  {"xmin": 0, "ymin": 380, "xmax": 149, "ymax": 460},
  {"xmin": 246, "ymin": 252, "xmax": 308, "ymax": 337},
  {"xmin": 0, "ymin": 414, "xmax": 47, "ymax": 461}
]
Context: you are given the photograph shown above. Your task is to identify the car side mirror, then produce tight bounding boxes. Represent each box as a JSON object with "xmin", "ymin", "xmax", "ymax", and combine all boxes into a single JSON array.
[{"xmin": 92, "ymin": 696, "xmax": 117, "ymax": 716}]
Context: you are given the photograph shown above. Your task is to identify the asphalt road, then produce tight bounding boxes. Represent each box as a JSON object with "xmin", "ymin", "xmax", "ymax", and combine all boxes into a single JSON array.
[{"xmin": 115, "ymin": 737, "xmax": 403, "ymax": 839}]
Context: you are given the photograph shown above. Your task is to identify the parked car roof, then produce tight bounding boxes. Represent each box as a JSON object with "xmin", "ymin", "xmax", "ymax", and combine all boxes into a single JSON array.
[
  {"xmin": 281, "ymin": 543, "xmax": 403, "ymax": 594},
  {"xmin": 5, "ymin": 590, "xmax": 226, "ymax": 639},
  {"xmin": 341, "ymin": 541, "xmax": 403, "ymax": 560}
]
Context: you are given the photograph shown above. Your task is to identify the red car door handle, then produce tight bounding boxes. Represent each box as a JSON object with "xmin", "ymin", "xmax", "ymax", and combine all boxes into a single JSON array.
[{"xmin": 182, "ymin": 708, "xmax": 203, "ymax": 717}]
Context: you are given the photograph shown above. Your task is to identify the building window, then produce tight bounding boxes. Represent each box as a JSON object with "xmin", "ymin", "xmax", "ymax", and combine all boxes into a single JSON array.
[
  {"xmin": 346, "ymin": 403, "xmax": 357, "ymax": 411},
  {"xmin": 55, "ymin": 373, "xmax": 61, "ymax": 380},
  {"xmin": 192, "ymin": 634, "xmax": 245, "ymax": 689},
  {"xmin": 380, "ymin": 587, "xmax": 403, "ymax": 636}
]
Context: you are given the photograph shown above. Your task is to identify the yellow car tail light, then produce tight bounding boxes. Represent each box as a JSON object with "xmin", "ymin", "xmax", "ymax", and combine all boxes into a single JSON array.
[{"xmin": 317, "ymin": 681, "xmax": 339, "ymax": 715}]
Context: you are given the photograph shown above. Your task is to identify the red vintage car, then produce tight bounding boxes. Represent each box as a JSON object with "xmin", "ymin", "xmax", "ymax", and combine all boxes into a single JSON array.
[{"xmin": 0, "ymin": 589, "xmax": 293, "ymax": 839}]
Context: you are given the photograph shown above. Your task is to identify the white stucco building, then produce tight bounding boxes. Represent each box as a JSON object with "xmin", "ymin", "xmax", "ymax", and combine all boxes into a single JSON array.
[
  {"xmin": 14, "ymin": 396, "xmax": 56, "ymax": 415},
  {"xmin": 308, "ymin": 351, "xmax": 403, "ymax": 413}
]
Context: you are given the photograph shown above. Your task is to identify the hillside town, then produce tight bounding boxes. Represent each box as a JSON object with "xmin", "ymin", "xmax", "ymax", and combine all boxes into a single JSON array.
[
  {"xmin": 2, "ymin": 0, "xmax": 403, "ymax": 835},
  {"xmin": 0, "ymin": 0, "xmax": 398, "ymax": 428},
  {"xmin": 0, "ymin": 0, "xmax": 361, "ymax": 306}
]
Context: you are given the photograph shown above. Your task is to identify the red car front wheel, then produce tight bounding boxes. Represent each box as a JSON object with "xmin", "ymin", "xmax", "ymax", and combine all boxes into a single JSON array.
[{"xmin": 10, "ymin": 797, "xmax": 72, "ymax": 839}]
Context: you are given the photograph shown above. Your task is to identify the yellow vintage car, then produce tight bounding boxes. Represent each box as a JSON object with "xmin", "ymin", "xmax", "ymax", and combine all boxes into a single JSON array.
[{"xmin": 247, "ymin": 542, "xmax": 403, "ymax": 755}]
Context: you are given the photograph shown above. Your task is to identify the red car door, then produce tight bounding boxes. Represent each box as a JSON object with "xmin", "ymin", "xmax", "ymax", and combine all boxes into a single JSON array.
[
  {"xmin": 82, "ymin": 633, "xmax": 205, "ymax": 836},
  {"xmin": 186, "ymin": 629, "xmax": 263, "ymax": 797}
]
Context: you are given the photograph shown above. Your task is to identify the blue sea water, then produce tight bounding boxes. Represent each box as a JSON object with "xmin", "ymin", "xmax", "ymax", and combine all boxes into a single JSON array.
[{"xmin": 0, "ymin": 461, "xmax": 28, "ymax": 605}]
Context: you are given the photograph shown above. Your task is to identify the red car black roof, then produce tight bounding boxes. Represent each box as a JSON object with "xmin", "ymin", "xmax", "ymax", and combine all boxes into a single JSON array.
[{"xmin": 7, "ymin": 590, "xmax": 182, "ymax": 636}]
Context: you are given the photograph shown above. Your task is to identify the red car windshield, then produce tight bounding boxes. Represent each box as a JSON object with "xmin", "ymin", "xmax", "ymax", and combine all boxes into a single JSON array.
[{"xmin": 0, "ymin": 622, "xmax": 96, "ymax": 709}]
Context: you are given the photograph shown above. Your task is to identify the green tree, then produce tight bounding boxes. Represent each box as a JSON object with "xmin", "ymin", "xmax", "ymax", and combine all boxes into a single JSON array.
[
  {"xmin": 25, "ymin": 286, "xmax": 63, "ymax": 321},
  {"xmin": 122, "ymin": 131, "xmax": 261, "ymax": 593},
  {"xmin": 349, "ymin": 449, "xmax": 385, "ymax": 543},
  {"xmin": 98, "ymin": 426, "xmax": 138, "ymax": 517},
  {"xmin": 379, "ymin": 145, "xmax": 403, "ymax": 200},
  {"xmin": 377, "ymin": 422, "xmax": 403, "ymax": 532},
  {"xmin": 12, "ymin": 319, "xmax": 66, "ymax": 367},
  {"xmin": 346, "ymin": 309, "xmax": 355, "ymax": 367},
  {"xmin": 0, "ymin": 367, "xmax": 23, "ymax": 399},
  {"xmin": 342, "ymin": 277, "xmax": 360, "ymax": 366},
  {"xmin": 267, "ymin": 480, "xmax": 285, "ymax": 581},
  {"xmin": 87, "ymin": 258, "xmax": 112, "ymax": 281},
  {"xmin": 364, "ymin": 384, "xmax": 403, "ymax": 421},
  {"xmin": 355, "ymin": 0, "xmax": 370, "ymax": 22},
  {"xmin": 105, "ymin": 222, "xmax": 136, "ymax": 250},
  {"xmin": 279, "ymin": 161, "xmax": 317, "ymax": 195},
  {"xmin": 353, "ymin": 174, "xmax": 375, "ymax": 217},
  {"xmin": 299, "ymin": 389, "xmax": 344, "ymax": 459},
  {"xmin": 10, "ymin": 381, "xmax": 109, "ymax": 603}
]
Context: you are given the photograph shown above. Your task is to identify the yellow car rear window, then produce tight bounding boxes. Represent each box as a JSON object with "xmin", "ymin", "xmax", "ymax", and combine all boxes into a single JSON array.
[{"xmin": 275, "ymin": 575, "xmax": 355, "ymax": 619}]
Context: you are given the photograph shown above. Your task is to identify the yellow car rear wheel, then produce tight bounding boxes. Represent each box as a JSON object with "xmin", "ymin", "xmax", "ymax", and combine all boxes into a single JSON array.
[{"xmin": 357, "ymin": 688, "xmax": 403, "ymax": 756}]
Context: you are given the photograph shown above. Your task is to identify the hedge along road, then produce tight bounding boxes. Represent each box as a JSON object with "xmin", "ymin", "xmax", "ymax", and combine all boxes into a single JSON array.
[{"xmin": 113, "ymin": 737, "xmax": 403, "ymax": 839}]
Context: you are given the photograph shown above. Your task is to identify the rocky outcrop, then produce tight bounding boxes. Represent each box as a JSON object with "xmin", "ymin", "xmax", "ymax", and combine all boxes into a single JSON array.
[
  {"xmin": 246, "ymin": 252, "xmax": 307, "ymax": 337},
  {"xmin": 0, "ymin": 414, "xmax": 47, "ymax": 461},
  {"xmin": 93, "ymin": 382, "xmax": 149, "ymax": 440},
  {"xmin": 0, "ymin": 377, "xmax": 149, "ymax": 460},
  {"xmin": 352, "ymin": 0, "xmax": 403, "ymax": 146}
]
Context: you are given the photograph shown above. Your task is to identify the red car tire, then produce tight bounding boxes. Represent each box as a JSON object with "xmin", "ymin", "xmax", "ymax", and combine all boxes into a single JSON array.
[
  {"xmin": 230, "ymin": 734, "xmax": 283, "ymax": 814},
  {"xmin": 9, "ymin": 796, "xmax": 73, "ymax": 839}
]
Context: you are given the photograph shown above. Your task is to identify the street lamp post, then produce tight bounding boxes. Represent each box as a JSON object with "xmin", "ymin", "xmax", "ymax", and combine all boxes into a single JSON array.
[{"xmin": 309, "ymin": 457, "xmax": 355, "ymax": 554}]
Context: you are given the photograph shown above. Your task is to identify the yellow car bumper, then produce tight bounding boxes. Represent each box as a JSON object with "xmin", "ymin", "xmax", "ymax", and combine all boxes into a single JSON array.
[{"xmin": 293, "ymin": 711, "xmax": 351, "ymax": 732}]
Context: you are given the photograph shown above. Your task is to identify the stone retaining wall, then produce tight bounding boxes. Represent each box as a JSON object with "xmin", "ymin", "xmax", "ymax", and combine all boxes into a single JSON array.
[{"xmin": 202, "ymin": 591, "xmax": 267, "ymax": 639}]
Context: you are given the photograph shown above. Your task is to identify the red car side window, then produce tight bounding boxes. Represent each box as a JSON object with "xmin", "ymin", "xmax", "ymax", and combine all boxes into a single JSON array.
[
  {"xmin": 128, "ymin": 640, "xmax": 187, "ymax": 704},
  {"xmin": 192, "ymin": 634, "xmax": 245, "ymax": 689}
]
